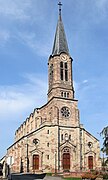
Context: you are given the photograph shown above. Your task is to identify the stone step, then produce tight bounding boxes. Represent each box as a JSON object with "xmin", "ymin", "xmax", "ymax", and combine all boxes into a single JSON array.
[{"xmin": 44, "ymin": 176, "xmax": 62, "ymax": 180}]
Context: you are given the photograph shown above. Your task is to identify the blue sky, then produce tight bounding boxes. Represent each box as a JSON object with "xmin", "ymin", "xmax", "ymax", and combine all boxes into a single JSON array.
[{"xmin": 0, "ymin": 0, "xmax": 108, "ymax": 158}]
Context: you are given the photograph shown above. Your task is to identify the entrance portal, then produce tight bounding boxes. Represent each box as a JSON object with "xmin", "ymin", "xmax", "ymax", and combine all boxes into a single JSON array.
[
  {"xmin": 63, "ymin": 153, "xmax": 70, "ymax": 171},
  {"xmin": 88, "ymin": 156, "xmax": 93, "ymax": 169},
  {"xmin": 33, "ymin": 155, "xmax": 39, "ymax": 170}
]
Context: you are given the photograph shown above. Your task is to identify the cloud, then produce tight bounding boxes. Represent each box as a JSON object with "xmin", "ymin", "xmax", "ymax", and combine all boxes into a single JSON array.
[
  {"xmin": 74, "ymin": 79, "xmax": 89, "ymax": 93},
  {"xmin": 0, "ymin": 73, "xmax": 47, "ymax": 157},
  {"xmin": 0, "ymin": 30, "xmax": 10, "ymax": 46},
  {"xmin": 82, "ymin": 80, "xmax": 88, "ymax": 84},
  {"xmin": 18, "ymin": 32, "xmax": 51, "ymax": 57},
  {"xmin": 0, "ymin": 73, "xmax": 47, "ymax": 121},
  {"xmin": 75, "ymin": 76, "xmax": 108, "ymax": 117},
  {"xmin": 0, "ymin": 0, "xmax": 31, "ymax": 21},
  {"xmin": 0, "ymin": 0, "xmax": 52, "ymax": 56},
  {"xmin": 74, "ymin": 76, "xmax": 108, "ymax": 139},
  {"xmin": 95, "ymin": 0, "xmax": 108, "ymax": 19},
  {"xmin": 96, "ymin": 0, "xmax": 108, "ymax": 9}
]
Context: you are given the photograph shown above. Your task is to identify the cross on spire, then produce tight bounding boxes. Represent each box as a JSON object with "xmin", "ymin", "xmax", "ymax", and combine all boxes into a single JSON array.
[{"xmin": 58, "ymin": 1, "xmax": 62, "ymax": 16}]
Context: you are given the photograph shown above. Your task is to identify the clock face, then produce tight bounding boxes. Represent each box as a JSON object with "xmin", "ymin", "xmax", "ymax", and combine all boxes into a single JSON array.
[
  {"xmin": 61, "ymin": 106, "xmax": 70, "ymax": 118},
  {"xmin": 61, "ymin": 55, "xmax": 66, "ymax": 60}
]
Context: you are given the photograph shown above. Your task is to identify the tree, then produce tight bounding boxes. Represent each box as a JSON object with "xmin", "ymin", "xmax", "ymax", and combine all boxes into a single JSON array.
[
  {"xmin": 101, "ymin": 126, "xmax": 108, "ymax": 167},
  {"xmin": 101, "ymin": 126, "xmax": 108, "ymax": 155}
]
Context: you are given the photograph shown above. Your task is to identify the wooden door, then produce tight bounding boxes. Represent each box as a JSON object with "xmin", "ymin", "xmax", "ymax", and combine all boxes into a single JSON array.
[
  {"xmin": 88, "ymin": 156, "xmax": 93, "ymax": 169},
  {"xmin": 33, "ymin": 155, "xmax": 39, "ymax": 170},
  {"xmin": 63, "ymin": 153, "xmax": 70, "ymax": 170}
]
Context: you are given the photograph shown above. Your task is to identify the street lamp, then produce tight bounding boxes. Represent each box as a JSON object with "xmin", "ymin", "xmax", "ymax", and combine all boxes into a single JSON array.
[
  {"xmin": 26, "ymin": 142, "xmax": 29, "ymax": 172},
  {"xmin": 54, "ymin": 106, "xmax": 60, "ymax": 172},
  {"xmin": 55, "ymin": 151, "xmax": 57, "ymax": 174},
  {"xmin": 25, "ymin": 137, "xmax": 29, "ymax": 173},
  {"xmin": 20, "ymin": 158, "xmax": 23, "ymax": 173},
  {"xmin": 80, "ymin": 127, "xmax": 82, "ymax": 171}
]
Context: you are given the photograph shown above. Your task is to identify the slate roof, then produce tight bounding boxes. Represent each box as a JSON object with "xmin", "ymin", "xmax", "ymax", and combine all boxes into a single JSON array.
[{"xmin": 52, "ymin": 15, "xmax": 69, "ymax": 56}]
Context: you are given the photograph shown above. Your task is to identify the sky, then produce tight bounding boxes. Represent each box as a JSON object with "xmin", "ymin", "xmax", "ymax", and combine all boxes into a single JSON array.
[{"xmin": 0, "ymin": 0, "xmax": 108, "ymax": 158}]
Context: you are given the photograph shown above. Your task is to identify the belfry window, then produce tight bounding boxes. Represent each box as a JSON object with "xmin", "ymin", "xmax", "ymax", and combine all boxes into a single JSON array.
[
  {"xmin": 61, "ymin": 92, "xmax": 63, "ymax": 97},
  {"xmin": 61, "ymin": 91, "xmax": 70, "ymax": 98},
  {"xmin": 60, "ymin": 62, "xmax": 68, "ymax": 81},
  {"xmin": 60, "ymin": 61, "xmax": 63, "ymax": 80},
  {"xmin": 64, "ymin": 92, "xmax": 66, "ymax": 98},
  {"xmin": 65, "ymin": 62, "xmax": 68, "ymax": 81},
  {"xmin": 50, "ymin": 64, "xmax": 53, "ymax": 81},
  {"xmin": 67, "ymin": 92, "xmax": 69, "ymax": 98}
]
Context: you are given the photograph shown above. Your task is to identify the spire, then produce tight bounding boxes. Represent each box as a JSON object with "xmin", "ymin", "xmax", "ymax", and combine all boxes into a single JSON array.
[{"xmin": 52, "ymin": 2, "xmax": 69, "ymax": 56}]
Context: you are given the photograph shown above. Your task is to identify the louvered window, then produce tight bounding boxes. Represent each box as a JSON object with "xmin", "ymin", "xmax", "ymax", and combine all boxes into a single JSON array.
[
  {"xmin": 60, "ymin": 62, "xmax": 68, "ymax": 81},
  {"xmin": 60, "ymin": 61, "xmax": 63, "ymax": 80}
]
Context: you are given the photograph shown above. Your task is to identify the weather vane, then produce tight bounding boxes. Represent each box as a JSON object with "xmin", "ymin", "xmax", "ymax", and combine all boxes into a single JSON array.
[{"xmin": 58, "ymin": 1, "xmax": 62, "ymax": 16}]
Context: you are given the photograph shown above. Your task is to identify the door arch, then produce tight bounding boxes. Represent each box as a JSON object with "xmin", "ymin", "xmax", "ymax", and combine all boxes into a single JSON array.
[{"xmin": 33, "ymin": 154, "xmax": 39, "ymax": 170}]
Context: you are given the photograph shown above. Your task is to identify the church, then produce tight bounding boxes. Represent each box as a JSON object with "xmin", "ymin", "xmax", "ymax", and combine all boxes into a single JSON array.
[{"xmin": 6, "ymin": 2, "xmax": 101, "ymax": 174}]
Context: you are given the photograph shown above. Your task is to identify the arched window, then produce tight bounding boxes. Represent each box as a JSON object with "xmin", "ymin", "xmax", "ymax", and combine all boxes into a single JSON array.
[
  {"xmin": 69, "ymin": 135, "xmax": 71, "ymax": 141},
  {"xmin": 64, "ymin": 92, "xmax": 66, "ymax": 98},
  {"xmin": 47, "ymin": 155, "xmax": 49, "ymax": 160},
  {"xmin": 61, "ymin": 92, "xmax": 63, "ymax": 97},
  {"xmin": 60, "ymin": 62, "xmax": 63, "ymax": 80},
  {"xmin": 61, "ymin": 134, "xmax": 63, "ymax": 141},
  {"xmin": 47, "ymin": 143, "xmax": 49, "ymax": 147},
  {"xmin": 67, "ymin": 92, "xmax": 69, "ymax": 98},
  {"xmin": 51, "ymin": 64, "xmax": 53, "ymax": 78},
  {"xmin": 49, "ymin": 64, "xmax": 53, "ymax": 83},
  {"xmin": 60, "ymin": 62, "xmax": 68, "ymax": 81},
  {"xmin": 61, "ymin": 91, "xmax": 70, "ymax": 98},
  {"xmin": 65, "ymin": 62, "xmax": 68, "ymax": 81}
]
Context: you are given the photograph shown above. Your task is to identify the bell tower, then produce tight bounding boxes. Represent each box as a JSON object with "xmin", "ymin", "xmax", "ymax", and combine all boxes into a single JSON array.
[{"xmin": 48, "ymin": 2, "xmax": 74, "ymax": 101}]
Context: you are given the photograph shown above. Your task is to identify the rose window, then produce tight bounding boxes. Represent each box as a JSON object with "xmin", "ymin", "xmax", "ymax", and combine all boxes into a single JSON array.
[{"xmin": 61, "ymin": 107, "xmax": 70, "ymax": 118}]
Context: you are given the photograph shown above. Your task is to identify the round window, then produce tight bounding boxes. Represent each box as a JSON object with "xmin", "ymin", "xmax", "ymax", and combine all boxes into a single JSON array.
[{"xmin": 61, "ymin": 107, "xmax": 70, "ymax": 118}]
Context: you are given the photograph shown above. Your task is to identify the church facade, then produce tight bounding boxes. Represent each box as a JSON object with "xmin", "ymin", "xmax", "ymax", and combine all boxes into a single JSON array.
[{"xmin": 6, "ymin": 3, "xmax": 101, "ymax": 174}]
